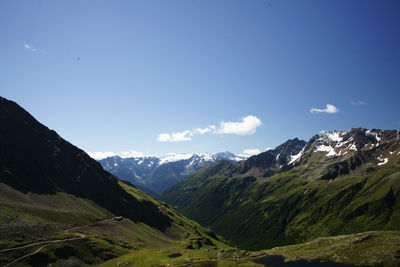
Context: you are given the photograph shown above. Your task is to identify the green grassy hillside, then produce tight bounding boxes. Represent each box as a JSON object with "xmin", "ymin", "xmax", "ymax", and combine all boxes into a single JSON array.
[
  {"xmin": 0, "ymin": 180, "xmax": 226, "ymax": 266},
  {"xmin": 160, "ymin": 131, "xmax": 400, "ymax": 251},
  {"xmin": 0, "ymin": 96, "xmax": 225, "ymax": 266}
]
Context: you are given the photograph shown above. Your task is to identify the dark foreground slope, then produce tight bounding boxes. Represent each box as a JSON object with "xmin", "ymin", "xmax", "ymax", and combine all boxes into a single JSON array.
[
  {"xmin": 160, "ymin": 128, "xmax": 400, "ymax": 250},
  {"xmin": 0, "ymin": 96, "xmax": 170, "ymax": 231},
  {"xmin": 0, "ymin": 96, "xmax": 224, "ymax": 266}
]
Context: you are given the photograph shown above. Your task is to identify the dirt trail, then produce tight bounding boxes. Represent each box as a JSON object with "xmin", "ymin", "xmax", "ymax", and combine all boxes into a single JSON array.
[{"xmin": 1, "ymin": 216, "xmax": 123, "ymax": 267}]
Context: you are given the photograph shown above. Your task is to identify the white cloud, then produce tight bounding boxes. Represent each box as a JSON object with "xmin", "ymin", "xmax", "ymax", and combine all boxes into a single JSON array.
[
  {"xmin": 156, "ymin": 115, "xmax": 262, "ymax": 142},
  {"xmin": 240, "ymin": 149, "xmax": 262, "ymax": 157},
  {"xmin": 310, "ymin": 104, "xmax": 339, "ymax": 114},
  {"xmin": 157, "ymin": 130, "xmax": 193, "ymax": 142},
  {"xmin": 157, "ymin": 133, "xmax": 172, "ymax": 142},
  {"xmin": 216, "ymin": 115, "xmax": 262, "ymax": 136},
  {"xmin": 352, "ymin": 100, "xmax": 367, "ymax": 105},
  {"xmin": 119, "ymin": 150, "xmax": 147, "ymax": 158},
  {"xmin": 24, "ymin": 43, "xmax": 37, "ymax": 52},
  {"xmin": 87, "ymin": 150, "xmax": 152, "ymax": 160},
  {"xmin": 87, "ymin": 151, "xmax": 117, "ymax": 160},
  {"xmin": 193, "ymin": 125, "xmax": 216, "ymax": 135}
]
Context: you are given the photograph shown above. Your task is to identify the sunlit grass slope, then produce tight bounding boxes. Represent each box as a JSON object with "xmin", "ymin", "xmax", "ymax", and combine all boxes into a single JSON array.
[{"xmin": 161, "ymin": 155, "xmax": 400, "ymax": 250}]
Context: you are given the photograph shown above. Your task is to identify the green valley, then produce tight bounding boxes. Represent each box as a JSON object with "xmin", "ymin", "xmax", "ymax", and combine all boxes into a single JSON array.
[{"xmin": 160, "ymin": 129, "xmax": 400, "ymax": 251}]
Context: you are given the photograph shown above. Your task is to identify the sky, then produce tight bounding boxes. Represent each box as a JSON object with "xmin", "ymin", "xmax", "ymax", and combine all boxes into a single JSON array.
[{"xmin": 1, "ymin": 0, "xmax": 399, "ymax": 158}]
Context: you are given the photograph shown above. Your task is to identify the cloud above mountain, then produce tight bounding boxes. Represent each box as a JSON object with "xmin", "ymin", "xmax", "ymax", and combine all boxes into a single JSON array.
[
  {"xmin": 157, "ymin": 130, "xmax": 193, "ymax": 142},
  {"xmin": 352, "ymin": 100, "xmax": 367, "ymax": 105},
  {"xmin": 239, "ymin": 148, "xmax": 262, "ymax": 157},
  {"xmin": 215, "ymin": 115, "xmax": 262, "ymax": 135},
  {"xmin": 24, "ymin": 43, "xmax": 37, "ymax": 52},
  {"xmin": 87, "ymin": 151, "xmax": 117, "ymax": 160},
  {"xmin": 87, "ymin": 150, "xmax": 150, "ymax": 160},
  {"xmin": 156, "ymin": 115, "xmax": 262, "ymax": 142},
  {"xmin": 193, "ymin": 125, "xmax": 216, "ymax": 135},
  {"xmin": 310, "ymin": 104, "xmax": 339, "ymax": 114}
]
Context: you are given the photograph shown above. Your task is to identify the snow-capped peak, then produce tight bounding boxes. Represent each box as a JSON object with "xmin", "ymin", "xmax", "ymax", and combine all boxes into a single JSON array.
[
  {"xmin": 159, "ymin": 153, "xmax": 194, "ymax": 165},
  {"xmin": 312, "ymin": 128, "xmax": 396, "ymax": 158},
  {"xmin": 323, "ymin": 131, "xmax": 344, "ymax": 142},
  {"xmin": 158, "ymin": 152, "xmax": 246, "ymax": 166},
  {"xmin": 319, "ymin": 130, "xmax": 345, "ymax": 143},
  {"xmin": 195, "ymin": 153, "xmax": 215, "ymax": 162},
  {"xmin": 315, "ymin": 130, "xmax": 349, "ymax": 157}
]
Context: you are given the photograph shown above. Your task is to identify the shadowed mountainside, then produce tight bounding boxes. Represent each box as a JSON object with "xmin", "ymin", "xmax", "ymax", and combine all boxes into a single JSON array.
[{"xmin": 0, "ymin": 96, "xmax": 170, "ymax": 231}]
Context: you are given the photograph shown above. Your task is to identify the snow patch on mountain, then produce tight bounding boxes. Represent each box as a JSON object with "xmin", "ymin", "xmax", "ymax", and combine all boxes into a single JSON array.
[
  {"xmin": 312, "ymin": 128, "xmax": 392, "ymax": 158},
  {"xmin": 377, "ymin": 155, "xmax": 388, "ymax": 166},
  {"xmin": 197, "ymin": 153, "xmax": 214, "ymax": 162},
  {"xmin": 315, "ymin": 144, "xmax": 337, "ymax": 157},
  {"xmin": 325, "ymin": 131, "xmax": 343, "ymax": 142},
  {"xmin": 366, "ymin": 129, "xmax": 381, "ymax": 145},
  {"xmin": 288, "ymin": 147, "xmax": 305, "ymax": 164},
  {"xmin": 349, "ymin": 143, "xmax": 357, "ymax": 151}
]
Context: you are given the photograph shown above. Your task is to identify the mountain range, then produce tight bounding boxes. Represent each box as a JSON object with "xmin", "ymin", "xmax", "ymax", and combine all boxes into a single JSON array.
[
  {"xmin": 98, "ymin": 152, "xmax": 246, "ymax": 195},
  {"xmin": 1, "ymin": 95, "xmax": 399, "ymax": 266},
  {"xmin": 160, "ymin": 128, "xmax": 400, "ymax": 251}
]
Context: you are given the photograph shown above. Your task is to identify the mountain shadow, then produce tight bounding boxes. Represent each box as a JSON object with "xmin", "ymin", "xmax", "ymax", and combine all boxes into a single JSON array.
[{"xmin": 0, "ymin": 96, "xmax": 171, "ymax": 231}]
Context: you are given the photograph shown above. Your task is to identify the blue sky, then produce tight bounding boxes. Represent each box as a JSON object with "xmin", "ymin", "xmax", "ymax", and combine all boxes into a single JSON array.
[{"xmin": 1, "ymin": 0, "xmax": 399, "ymax": 157}]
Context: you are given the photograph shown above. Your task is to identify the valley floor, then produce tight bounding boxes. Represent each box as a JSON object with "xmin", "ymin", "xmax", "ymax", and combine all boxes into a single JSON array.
[
  {"xmin": 100, "ymin": 231, "xmax": 400, "ymax": 267},
  {"xmin": 4, "ymin": 208, "xmax": 399, "ymax": 267}
]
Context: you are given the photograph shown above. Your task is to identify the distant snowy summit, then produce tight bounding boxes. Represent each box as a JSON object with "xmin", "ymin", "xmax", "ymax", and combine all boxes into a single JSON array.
[
  {"xmin": 96, "ymin": 151, "xmax": 246, "ymax": 195},
  {"xmin": 95, "ymin": 128, "xmax": 399, "ymax": 196},
  {"xmin": 158, "ymin": 151, "xmax": 245, "ymax": 165}
]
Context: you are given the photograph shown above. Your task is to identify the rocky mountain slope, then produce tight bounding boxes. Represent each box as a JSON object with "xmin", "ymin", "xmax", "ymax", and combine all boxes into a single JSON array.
[
  {"xmin": 99, "ymin": 152, "xmax": 245, "ymax": 195},
  {"xmin": 160, "ymin": 128, "xmax": 400, "ymax": 250}
]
